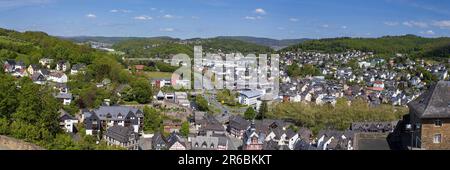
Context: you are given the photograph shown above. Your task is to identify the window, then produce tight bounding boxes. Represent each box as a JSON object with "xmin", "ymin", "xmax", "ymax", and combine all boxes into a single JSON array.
[
  {"xmin": 434, "ymin": 134, "xmax": 442, "ymax": 144},
  {"xmin": 435, "ymin": 120, "xmax": 443, "ymax": 127}
]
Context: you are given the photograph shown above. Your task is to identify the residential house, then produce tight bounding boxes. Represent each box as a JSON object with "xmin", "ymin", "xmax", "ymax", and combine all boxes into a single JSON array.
[
  {"xmin": 31, "ymin": 72, "xmax": 46, "ymax": 85},
  {"xmin": 134, "ymin": 65, "xmax": 144, "ymax": 73},
  {"xmin": 11, "ymin": 68, "xmax": 28, "ymax": 78},
  {"xmin": 243, "ymin": 121, "xmax": 265, "ymax": 150},
  {"xmin": 39, "ymin": 58, "xmax": 53, "ymax": 68},
  {"xmin": 199, "ymin": 119, "xmax": 226, "ymax": 137},
  {"xmin": 104, "ymin": 125, "xmax": 140, "ymax": 150},
  {"xmin": 408, "ymin": 81, "xmax": 450, "ymax": 150},
  {"xmin": 228, "ymin": 115, "xmax": 250, "ymax": 139},
  {"xmin": 3, "ymin": 59, "xmax": 16, "ymax": 73},
  {"xmin": 151, "ymin": 78, "xmax": 171, "ymax": 89},
  {"xmin": 163, "ymin": 120, "xmax": 182, "ymax": 133},
  {"xmin": 351, "ymin": 121, "xmax": 398, "ymax": 133},
  {"xmin": 83, "ymin": 106, "xmax": 144, "ymax": 135},
  {"xmin": 152, "ymin": 132, "xmax": 168, "ymax": 150},
  {"xmin": 175, "ymin": 92, "xmax": 190, "ymax": 108},
  {"xmin": 59, "ymin": 109, "xmax": 78, "ymax": 133},
  {"xmin": 56, "ymin": 60, "xmax": 70, "ymax": 72},
  {"xmin": 48, "ymin": 72, "xmax": 68, "ymax": 83},
  {"xmin": 54, "ymin": 93, "xmax": 73, "ymax": 105},
  {"xmin": 156, "ymin": 90, "xmax": 165, "ymax": 101},
  {"xmin": 190, "ymin": 136, "xmax": 228, "ymax": 150},
  {"xmin": 83, "ymin": 110, "xmax": 101, "ymax": 136},
  {"xmin": 27, "ymin": 64, "xmax": 40, "ymax": 75},
  {"xmin": 70, "ymin": 63, "xmax": 86, "ymax": 75},
  {"xmin": 238, "ymin": 90, "xmax": 263, "ymax": 107},
  {"xmin": 166, "ymin": 132, "xmax": 187, "ymax": 150}
]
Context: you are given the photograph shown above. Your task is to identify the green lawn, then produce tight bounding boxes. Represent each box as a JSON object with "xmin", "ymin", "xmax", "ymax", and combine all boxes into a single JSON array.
[{"xmin": 144, "ymin": 71, "xmax": 173, "ymax": 79}]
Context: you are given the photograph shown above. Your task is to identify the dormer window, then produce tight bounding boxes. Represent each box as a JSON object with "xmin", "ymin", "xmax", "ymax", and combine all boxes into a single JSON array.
[{"xmin": 435, "ymin": 120, "xmax": 443, "ymax": 127}]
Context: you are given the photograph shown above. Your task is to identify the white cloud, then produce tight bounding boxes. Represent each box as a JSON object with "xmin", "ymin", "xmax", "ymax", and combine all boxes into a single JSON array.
[
  {"xmin": 254, "ymin": 8, "xmax": 266, "ymax": 15},
  {"xmin": 150, "ymin": 8, "xmax": 157, "ymax": 11},
  {"xmin": 420, "ymin": 30, "xmax": 435, "ymax": 35},
  {"xmin": 277, "ymin": 27, "xmax": 285, "ymax": 30},
  {"xmin": 244, "ymin": 16, "xmax": 262, "ymax": 20},
  {"xmin": 86, "ymin": 13, "xmax": 96, "ymax": 18},
  {"xmin": 191, "ymin": 16, "xmax": 200, "ymax": 20},
  {"xmin": 384, "ymin": 21, "xmax": 399, "ymax": 26},
  {"xmin": 163, "ymin": 14, "xmax": 174, "ymax": 19},
  {"xmin": 403, "ymin": 21, "xmax": 428, "ymax": 28},
  {"xmin": 432, "ymin": 20, "xmax": 450, "ymax": 29},
  {"xmin": 134, "ymin": 15, "xmax": 152, "ymax": 20},
  {"xmin": 289, "ymin": 18, "xmax": 299, "ymax": 22},
  {"xmin": 160, "ymin": 28, "xmax": 175, "ymax": 32},
  {"xmin": 341, "ymin": 25, "xmax": 348, "ymax": 29},
  {"xmin": 322, "ymin": 24, "xmax": 329, "ymax": 28}
]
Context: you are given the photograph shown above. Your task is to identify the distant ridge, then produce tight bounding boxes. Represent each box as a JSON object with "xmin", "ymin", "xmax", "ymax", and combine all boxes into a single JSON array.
[
  {"xmin": 62, "ymin": 36, "xmax": 309, "ymax": 49},
  {"xmin": 215, "ymin": 36, "xmax": 310, "ymax": 50}
]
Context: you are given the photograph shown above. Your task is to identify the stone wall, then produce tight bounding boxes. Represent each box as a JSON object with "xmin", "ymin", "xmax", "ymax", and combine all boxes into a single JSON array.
[
  {"xmin": 421, "ymin": 119, "xmax": 450, "ymax": 150},
  {"xmin": 0, "ymin": 135, "xmax": 44, "ymax": 150}
]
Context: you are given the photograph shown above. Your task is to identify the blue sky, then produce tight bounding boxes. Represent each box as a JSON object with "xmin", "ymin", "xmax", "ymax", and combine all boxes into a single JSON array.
[{"xmin": 0, "ymin": 0, "xmax": 449, "ymax": 39}]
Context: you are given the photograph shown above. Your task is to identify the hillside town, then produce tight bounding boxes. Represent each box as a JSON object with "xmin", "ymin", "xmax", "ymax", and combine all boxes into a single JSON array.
[{"xmin": 3, "ymin": 46, "xmax": 449, "ymax": 150}]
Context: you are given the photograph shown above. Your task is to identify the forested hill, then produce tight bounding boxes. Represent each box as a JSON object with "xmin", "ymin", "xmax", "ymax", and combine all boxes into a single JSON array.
[
  {"xmin": 215, "ymin": 36, "xmax": 309, "ymax": 50},
  {"xmin": 112, "ymin": 37, "xmax": 274, "ymax": 58},
  {"xmin": 0, "ymin": 28, "xmax": 107, "ymax": 66},
  {"xmin": 282, "ymin": 35, "xmax": 450, "ymax": 59}
]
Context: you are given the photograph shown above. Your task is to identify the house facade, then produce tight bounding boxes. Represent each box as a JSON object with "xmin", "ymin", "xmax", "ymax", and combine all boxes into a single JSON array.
[
  {"xmin": 238, "ymin": 90, "xmax": 263, "ymax": 106},
  {"xmin": 83, "ymin": 106, "xmax": 144, "ymax": 135},
  {"xmin": 408, "ymin": 81, "xmax": 450, "ymax": 150},
  {"xmin": 59, "ymin": 110, "xmax": 78, "ymax": 133},
  {"xmin": 104, "ymin": 125, "xmax": 139, "ymax": 150}
]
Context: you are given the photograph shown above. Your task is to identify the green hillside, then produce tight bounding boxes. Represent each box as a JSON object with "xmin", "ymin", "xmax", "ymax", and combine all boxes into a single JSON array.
[
  {"xmin": 0, "ymin": 28, "xmax": 108, "ymax": 65},
  {"xmin": 283, "ymin": 35, "xmax": 450, "ymax": 59},
  {"xmin": 112, "ymin": 37, "xmax": 274, "ymax": 58}
]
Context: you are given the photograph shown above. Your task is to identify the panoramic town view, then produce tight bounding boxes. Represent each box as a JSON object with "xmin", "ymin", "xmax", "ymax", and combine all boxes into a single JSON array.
[{"xmin": 0, "ymin": 0, "xmax": 449, "ymax": 151}]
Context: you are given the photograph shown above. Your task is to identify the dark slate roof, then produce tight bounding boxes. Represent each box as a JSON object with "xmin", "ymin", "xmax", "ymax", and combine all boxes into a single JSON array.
[
  {"xmin": 286, "ymin": 129, "xmax": 296, "ymax": 139},
  {"xmin": 243, "ymin": 122, "xmax": 266, "ymax": 145},
  {"xmin": 351, "ymin": 121, "xmax": 398, "ymax": 132},
  {"xmin": 105, "ymin": 125, "xmax": 137, "ymax": 143},
  {"xmin": 202, "ymin": 121, "xmax": 225, "ymax": 132},
  {"xmin": 39, "ymin": 69, "xmax": 50, "ymax": 76},
  {"xmin": 166, "ymin": 132, "xmax": 186, "ymax": 147},
  {"xmin": 294, "ymin": 140, "xmax": 318, "ymax": 150},
  {"xmin": 71, "ymin": 63, "xmax": 86, "ymax": 70},
  {"xmin": 239, "ymin": 90, "xmax": 263, "ymax": 98},
  {"xmin": 298, "ymin": 128, "xmax": 312, "ymax": 142},
  {"xmin": 29, "ymin": 64, "xmax": 40, "ymax": 69},
  {"xmin": 84, "ymin": 110, "xmax": 100, "ymax": 130},
  {"xmin": 91, "ymin": 106, "xmax": 143, "ymax": 122},
  {"xmin": 152, "ymin": 132, "xmax": 167, "ymax": 149},
  {"xmin": 55, "ymin": 93, "xmax": 72, "ymax": 99},
  {"xmin": 229, "ymin": 115, "xmax": 250, "ymax": 130},
  {"xmin": 59, "ymin": 109, "xmax": 76, "ymax": 121},
  {"xmin": 194, "ymin": 111, "xmax": 207, "ymax": 125},
  {"xmin": 191, "ymin": 136, "xmax": 219, "ymax": 150},
  {"xmin": 408, "ymin": 81, "xmax": 450, "ymax": 119},
  {"xmin": 263, "ymin": 140, "xmax": 279, "ymax": 150},
  {"xmin": 31, "ymin": 73, "xmax": 46, "ymax": 81},
  {"xmin": 5, "ymin": 59, "xmax": 16, "ymax": 66}
]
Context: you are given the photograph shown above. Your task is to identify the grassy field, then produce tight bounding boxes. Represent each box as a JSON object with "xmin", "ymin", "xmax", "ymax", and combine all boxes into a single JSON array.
[{"xmin": 144, "ymin": 71, "xmax": 173, "ymax": 79}]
